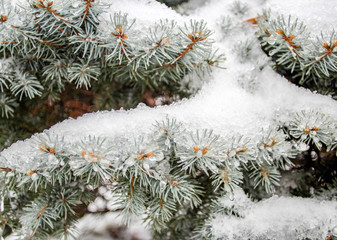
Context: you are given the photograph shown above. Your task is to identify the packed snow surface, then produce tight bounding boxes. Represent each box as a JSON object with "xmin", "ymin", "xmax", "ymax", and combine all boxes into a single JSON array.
[{"xmin": 212, "ymin": 189, "xmax": 337, "ymax": 239}]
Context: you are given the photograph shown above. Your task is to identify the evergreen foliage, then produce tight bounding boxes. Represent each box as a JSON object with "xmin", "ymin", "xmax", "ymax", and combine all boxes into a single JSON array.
[
  {"xmin": 0, "ymin": 0, "xmax": 224, "ymax": 149},
  {"xmin": 1, "ymin": 111, "xmax": 336, "ymax": 239},
  {"xmin": 256, "ymin": 11, "xmax": 337, "ymax": 99},
  {"xmin": 0, "ymin": 0, "xmax": 337, "ymax": 239}
]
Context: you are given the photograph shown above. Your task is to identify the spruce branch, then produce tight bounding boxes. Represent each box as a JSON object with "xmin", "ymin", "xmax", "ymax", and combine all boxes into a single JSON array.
[
  {"xmin": 20, "ymin": 198, "xmax": 57, "ymax": 236},
  {"xmin": 254, "ymin": 10, "xmax": 337, "ymax": 98},
  {"xmin": 69, "ymin": 34, "xmax": 105, "ymax": 60},
  {"xmin": 256, "ymin": 127, "xmax": 295, "ymax": 168},
  {"xmin": 303, "ymin": 31, "xmax": 337, "ymax": 80},
  {"xmin": 177, "ymin": 129, "xmax": 223, "ymax": 175},
  {"xmin": 68, "ymin": 60, "xmax": 100, "ymax": 89},
  {"xmin": 103, "ymin": 12, "xmax": 135, "ymax": 64},
  {"xmin": 0, "ymin": 114, "xmax": 336, "ymax": 237},
  {"xmin": 145, "ymin": 195, "xmax": 177, "ymax": 232},
  {"xmin": 10, "ymin": 72, "xmax": 43, "ymax": 100},
  {"xmin": 1, "ymin": 0, "xmax": 336, "ymax": 238},
  {"xmin": 168, "ymin": 20, "xmax": 212, "ymax": 69},
  {"xmin": 42, "ymin": 59, "xmax": 68, "ymax": 91},
  {"xmin": 249, "ymin": 164, "xmax": 281, "ymax": 193},
  {"xmin": 33, "ymin": 0, "xmax": 78, "ymax": 35},
  {"xmin": 0, "ymin": 2, "xmax": 224, "ymax": 123},
  {"xmin": 287, "ymin": 110, "xmax": 334, "ymax": 149},
  {"xmin": 230, "ymin": 0, "xmax": 249, "ymax": 16},
  {"xmin": 211, "ymin": 167, "xmax": 243, "ymax": 193},
  {"xmin": 0, "ymin": 70, "xmax": 12, "ymax": 92},
  {"xmin": 0, "ymin": 94, "xmax": 17, "ymax": 118}
]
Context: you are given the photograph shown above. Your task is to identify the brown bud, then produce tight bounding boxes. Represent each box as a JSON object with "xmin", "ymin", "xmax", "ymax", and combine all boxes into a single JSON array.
[
  {"xmin": 323, "ymin": 42, "xmax": 330, "ymax": 49},
  {"xmin": 246, "ymin": 17, "xmax": 258, "ymax": 24},
  {"xmin": 202, "ymin": 147, "xmax": 210, "ymax": 155},
  {"xmin": 115, "ymin": 25, "xmax": 123, "ymax": 34},
  {"xmin": 261, "ymin": 168, "xmax": 269, "ymax": 178},
  {"xmin": 145, "ymin": 152, "xmax": 154, "ymax": 158},
  {"xmin": 170, "ymin": 181, "xmax": 178, "ymax": 187},
  {"xmin": 304, "ymin": 126, "xmax": 311, "ymax": 134},
  {"xmin": 39, "ymin": 144, "xmax": 47, "ymax": 152},
  {"xmin": 288, "ymin": 35, "xmax": 295, "ymax": 40},
  {"xmin": 137, "ymin": 154, "xmax": 144, "ymax": 161},
  {"xmin": 187, "ymin": 33, "xmax": 194, "ymax": 40},
  {"xmin": 312, "ymin": 126, "xmax": 319, "ymax": 131},
  {"xmin": 0, "ymin": 16, "xmax": 8, "ymax": 23},
  {"xmin": 36, "ymin": 3, "xmax": 44, "ymax": 8},
  {"xmin": 276, "ymin": 29, "xmax": 284, "ymax": 35}
]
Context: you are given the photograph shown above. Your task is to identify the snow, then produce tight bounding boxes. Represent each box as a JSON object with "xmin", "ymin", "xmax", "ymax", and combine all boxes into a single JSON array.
[
  {"xmin": 264, "ymin": 0, "xmax": 337, "ymax": 35},
  {"xmin": 76, "ymin": 212, "xmax": 151, "ymax": 240},
  {"xmin": 0, "ymin": 0, "xmax": 337, "ymax": 238},
  {"xmin": 0, "ymin": 0, "xmax": 30, "ymax": 42},
  {"xmin": 100, "ymin": 0, "xmax": 186, "ymax": 29},
  {"xmin": 2, "ymin": 0, "xmax": 337, "ymax": 173},
  {"xmin": 5, "ymin": 211, "xmax": 151, "ymax": 240},
  {"xmin": 212, "ymin": 189, "xmax": 337, "ymax": 239}
]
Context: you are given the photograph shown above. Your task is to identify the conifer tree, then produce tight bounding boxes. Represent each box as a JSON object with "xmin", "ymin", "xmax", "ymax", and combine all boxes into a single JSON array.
[
  {"xmin": 0, "ymin": 0, "xmax": 223, "ymax": 150},
  {"xmin": 0, "ymin": 0, "xmax": 337, "ymax": 239}
]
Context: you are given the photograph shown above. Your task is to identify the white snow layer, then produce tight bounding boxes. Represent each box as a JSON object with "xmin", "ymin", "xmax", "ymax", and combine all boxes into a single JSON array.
[
  {"xmin": 1, "ymin": 0, "xmax": 337, "ymax": 168},
  {"xmin": 212, "ymin": 189, "xmax": 337, "ymax": 239},
  {"xmin": 264, "ymin": 0, "xmax": 337, "ymax": 35},
  {"xmin": 1, "ymin": 0, "xmax": 337, "ymax": 239}
]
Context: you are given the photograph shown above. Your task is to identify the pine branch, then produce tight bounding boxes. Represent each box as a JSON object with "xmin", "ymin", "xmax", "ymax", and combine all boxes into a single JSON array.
[
  {"xmin": 0, "ymin": 112, "xmax": 336, "ymax": 237},
  {"xmin": 254, "ymin": 11, "xmax": 337, "ymax": 98}
]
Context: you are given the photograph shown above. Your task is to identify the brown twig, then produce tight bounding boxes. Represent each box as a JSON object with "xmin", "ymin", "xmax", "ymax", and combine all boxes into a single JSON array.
[
  {"xmin": 36, "ymin": 205, "xmax": 49, "ymax": 219},
  {"xmin": 315, "ymin": 41, "xmax": 337, "ymax": 63},
  {"xmin": 263, "ymin": 138, "xmax": 277, "ymax": 148},
  {"xmin": 82, "ymin": 0, "xmax": 95, "ymax": 24},
  {"xmin": 1, "ymin": 40, "xmax": 19, "ymax": 45},
  {"xmin": 35, "ymin": 0, "xmax": 73, "ymax": 25},
  {"xmin": 111, "ymin": 25, "xmax": 130, "ymax": 61},
  {"xmin": 162, "ymin": 33, "xmax": 208, "ymax": 67},
  {"xmin": 276, "ymin": 29, "xmax": 302, "ymax": 58}
]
